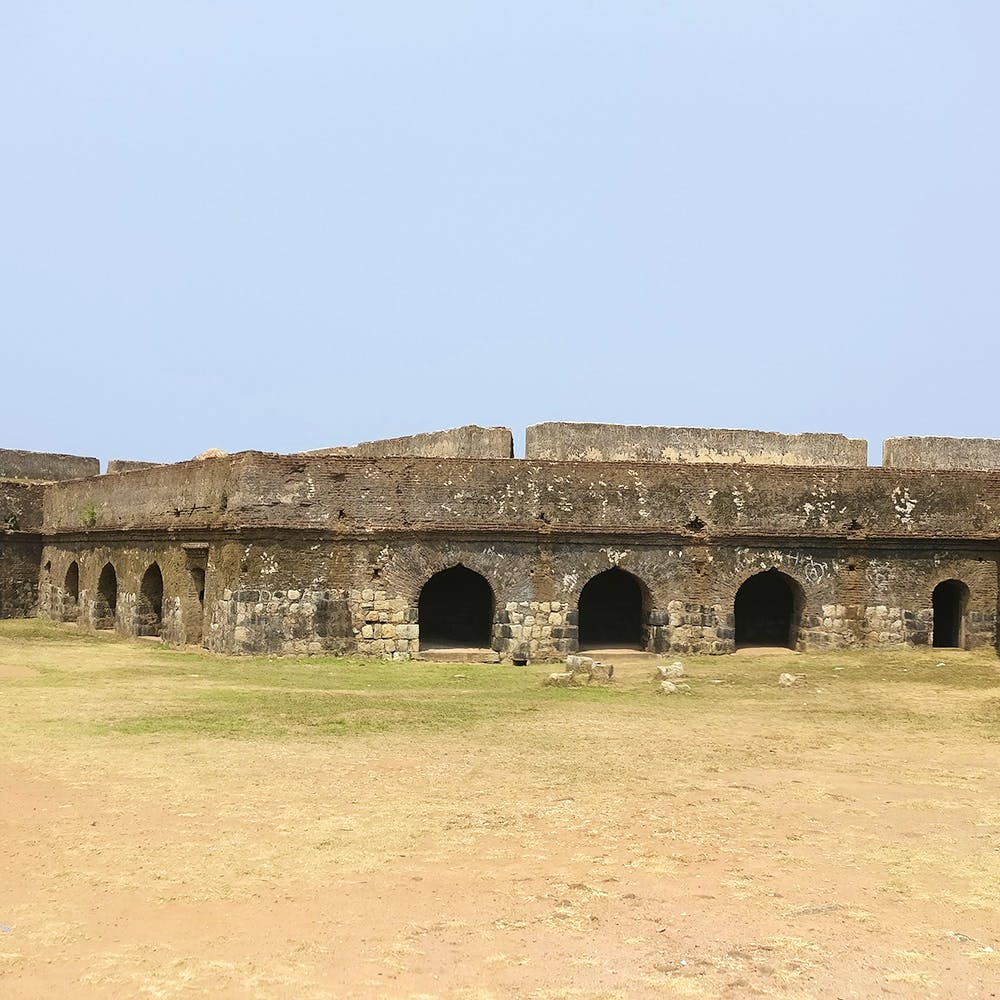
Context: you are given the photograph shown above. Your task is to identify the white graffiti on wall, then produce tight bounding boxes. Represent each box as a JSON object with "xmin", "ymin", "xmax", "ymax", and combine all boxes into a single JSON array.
[
  {"xmin": 892, "ymin": 486, "xmax": 918, "ymax": 526},
  {"xmin": 865, "ymin": 559, "xmax": 891, "ymax": 592},
  {"xmin": 735, "ymin": 548, "xmax": 832, "ymax": 585},
  {"xmin": 601, "ymin": 548, "xmax": 631, "ymax": 567}
]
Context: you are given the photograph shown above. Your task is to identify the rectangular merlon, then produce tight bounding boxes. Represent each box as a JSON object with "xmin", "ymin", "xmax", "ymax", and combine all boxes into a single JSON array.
[
  {"xmin": 106, "ymin": 460, "xmax": 164, "ymax": 475},
  {"xmin": 525, "ymin": 423, "xmax": 867, "ymax": 467},
  {"xmin": 0, "ymin": 448, "xmax": 100, "ymax": 482},
  {"xmin": 304, "ymin": 425, "xmax": 514, "ymax": 460},
  {"xmin": 883, "ymin": 437, "xmax": 1000, "ymax": 470}
]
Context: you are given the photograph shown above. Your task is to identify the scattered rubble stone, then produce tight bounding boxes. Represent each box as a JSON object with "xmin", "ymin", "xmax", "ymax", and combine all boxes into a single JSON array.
[
  {"xmin": 778, "ymin": 672, "xmax": 806, "ymax": 687},
  {"xmin": 543, "ymin": 671, "xmax": 578, "ymax": 688},
  {"xmin": 654, "ymin": 662, "xmax": 685, "ymax": 680}
]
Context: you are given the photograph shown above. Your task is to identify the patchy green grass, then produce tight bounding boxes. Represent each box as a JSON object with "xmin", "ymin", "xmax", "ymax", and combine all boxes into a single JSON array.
[{"xmin": 2, "ymin": 618, "xmax": 999, "ymax": 745}]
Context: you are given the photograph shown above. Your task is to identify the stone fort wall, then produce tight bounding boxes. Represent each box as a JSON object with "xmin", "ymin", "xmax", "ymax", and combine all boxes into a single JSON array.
[{"xmin": 4, "ymin": 424, "xmax": 1000, "ymax": 660}]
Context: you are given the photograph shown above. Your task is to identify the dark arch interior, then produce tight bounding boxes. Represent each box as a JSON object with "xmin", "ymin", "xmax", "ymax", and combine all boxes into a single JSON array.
[
  {"xmin": 735, "ymin": 569, "xmax": 800, "ymax": 648},
  {"xmin": 138, "ymin": 563, "xmax": 164, "ymax": 637},
  {"xmin": 188, "ymin": 566, "xmax": 206, "ymax": 645},
  {"xmin": 191, "ymin": 567, "xmax": 205, "ymax": 606},
  {"xmin": 64, "ymin": 562, "xmax": 79, "ymax": 600},
  {"xmin": 933, "ymin": 579, "xmax": 968, "ymax": 648},
  {"xmin": 95, "ymin": 563, "xmax": 117, "ymax": 629},
  {"xmin": 418, "ymin": 566, "xmax": 493, "ymax": 649},
  {"xmin": 63, "ymin": 562, "xmax": 80, "ymax": 622},
  {"xmin": 578, "ymin": 567, "xmax": 644, "ymax": 648}
]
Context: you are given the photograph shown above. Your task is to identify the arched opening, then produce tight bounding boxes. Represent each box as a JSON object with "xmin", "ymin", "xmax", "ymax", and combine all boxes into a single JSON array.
[
  {"xmin": 932, "ymin": 579, "xmax": 968, "ymax": 649},
  {"xmin": 95, "ymin": 563, "xmax": 118, "ymax": 630},
  {"xmin": 63, "ymin": 562, "xmax": 80, "ymax": 623},
  {"xmin": 418, "ymin": 566, "xmax": 494, "ymax": 650},
  {"xmin": 138, "ymin": 563, "xmax": 164, "ymax": 637},
  {"xmin": 578, "ymin": 567, "xmax": 645, "ymax": 649},
  {"xmin": 735, "ymin": 569, "xmax": 802, "ymax": 649}
]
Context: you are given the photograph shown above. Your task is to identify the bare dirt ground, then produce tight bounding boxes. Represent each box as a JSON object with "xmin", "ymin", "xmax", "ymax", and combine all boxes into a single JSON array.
[{"xmin": 2, "ymin": 621, "xmax": 999, "ymax": 999}]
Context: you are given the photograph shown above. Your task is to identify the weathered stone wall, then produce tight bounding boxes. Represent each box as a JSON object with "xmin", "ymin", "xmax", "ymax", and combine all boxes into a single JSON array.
[
  {"xmin": 26, "ymin": 447, "xmax": 1000, "ymax": 658},
  {"xmin": 106, "ymin": 460, "xmax": 164, "ymax": 475},
  {"xmin": 1, "ymin": 480, "xmax": 44, "ymax": 532},
  {"xmin": 883, "ymin": 437, "xmax": 1000, "ymax": 471},
  {"xmin": 226, "ymin": 454, "xmax": 1000, "ymax": 541},
  {"xmin": 305, "ymin": 425, "xmax": 514, "ymax": 460},
  {"xmin": 44, "ymin": 531, "xmax": 984, "ymax": 659},
  {"xmin": 43, "ymin": 457, "xmax": 237, "ymax": 532},
  {"xmin": 0, "ymin": 537, "xmax": 41, "ymax": 618},
  {"xmin": 40, "ymin": 451, "xmax": 1000, "ymax": 541},
  {"xmin": 0, "ymin": 481, "xmax": 45, "ymax": 618},
  {"xmin": 0, "ymin": 448, "xmax": 99, "ymax": 481},
  {"xmin": 38, "ymin": 541, "xmax": 215, "ymax": 646},
  {"xmin": 526, "ymin": 423, "xmax": 868, "ymax": 467}
]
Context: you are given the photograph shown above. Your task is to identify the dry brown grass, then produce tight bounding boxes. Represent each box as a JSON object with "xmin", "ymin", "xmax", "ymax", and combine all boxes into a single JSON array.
[{"xmin": 2, "ymin": 619, "xmax": 1000, "ymax": 999}]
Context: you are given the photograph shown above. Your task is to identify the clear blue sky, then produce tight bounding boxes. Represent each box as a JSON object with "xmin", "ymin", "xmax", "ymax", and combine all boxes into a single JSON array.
[{"xmin": 4, "ymin": 2, "xmax": 998, "ymax": 465}]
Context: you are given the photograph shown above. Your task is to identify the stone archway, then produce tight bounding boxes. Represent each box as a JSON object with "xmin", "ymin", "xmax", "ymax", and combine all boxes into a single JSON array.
[
  {"xmin": 578, "ymin": 567, "xmax": 646, "ymax": 649},
  {"xmin": 734, "ymin": 569, "xmax": 803, "ymax": 649},
  {"xmin": 95, "ymin": 563, "xmax": 117, "ymax": 630},
  {"xmin": 932, "ymin": 579, "xmax": 969, "ymax": 649},
  {"xmin": 138, "ymin": 563, "xmax": 164, "ymax": 637},
  {"xmin": 418, "ymin": 566, "xmax": 494, "ymax": 649},
  {"xmin": 63, "ymin": 562, "xmax": 80, "ymax": 623}
]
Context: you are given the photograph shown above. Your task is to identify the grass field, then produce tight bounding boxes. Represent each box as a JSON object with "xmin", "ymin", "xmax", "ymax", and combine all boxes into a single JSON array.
[{"xmin": 2, "ymin": 619, "xmax": 999, "ymax": 998}]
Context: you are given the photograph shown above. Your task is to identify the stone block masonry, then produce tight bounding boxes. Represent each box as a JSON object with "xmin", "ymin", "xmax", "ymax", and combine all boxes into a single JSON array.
[{"xmin": 3, "ymin": 423, "xmax": 1000, "ymax": 660}]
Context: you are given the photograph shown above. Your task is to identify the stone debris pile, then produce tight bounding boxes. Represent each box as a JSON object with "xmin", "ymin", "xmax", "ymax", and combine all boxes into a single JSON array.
[
  {"xmin": 542, "ymin": 653, "xmax": 614, "ymax": 687},
  {"xmin": 653, "ymin": 661, "xmax": 691, "ymax": 694}
]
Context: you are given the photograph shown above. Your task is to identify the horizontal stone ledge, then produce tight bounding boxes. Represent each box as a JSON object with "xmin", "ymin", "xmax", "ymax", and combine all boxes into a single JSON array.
[{"xmin": 34, "ymin": 525, "xmax": 1000, "ymax": 549}]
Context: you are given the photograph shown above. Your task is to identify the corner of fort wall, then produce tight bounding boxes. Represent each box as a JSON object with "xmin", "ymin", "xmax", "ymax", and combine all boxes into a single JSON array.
[
  {"xmin": 41, "ymin": 452, "xmax": 243, "ymax": 532},
  {"xmin": 0, "ymin": 448, "xmax": 99, "ymax": 482}
]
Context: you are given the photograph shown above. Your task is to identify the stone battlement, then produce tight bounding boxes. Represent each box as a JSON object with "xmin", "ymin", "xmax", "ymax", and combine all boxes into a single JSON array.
[{"xmin": 14, "ymin": 427, "xmax": 1000, "ymax": 478}]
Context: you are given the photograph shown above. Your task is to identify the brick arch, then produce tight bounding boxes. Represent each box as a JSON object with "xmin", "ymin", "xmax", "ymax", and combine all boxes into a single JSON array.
[
  {"xmin": 556, "ymin": 552, "xmax": 657, "ymax": 606},
  {"xmin": 379, "ymin": 543, "xmax": 533, "ymax": 607}
]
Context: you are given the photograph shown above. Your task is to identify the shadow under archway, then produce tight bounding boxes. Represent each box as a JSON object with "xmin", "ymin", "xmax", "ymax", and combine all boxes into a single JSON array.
[
  {"xmin": 95, "ymin": 562, "xmax": 117, "ymax": 630},
  {"xmin": 735, "ymin": 569, "xmax": 803, "ymax": 649},
  {"xmin": 418, "ymin": 566, "xmax": 494, "ymax": 650},
  {"xmin": 578, "ymin": 567, "xmax": 646, "ymax": 649},
  {"xmin": 63, "ymin": 562, "xmax": 80, "ymax": 623}
]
